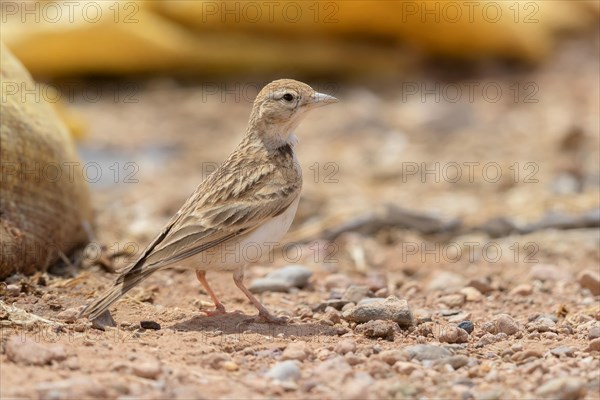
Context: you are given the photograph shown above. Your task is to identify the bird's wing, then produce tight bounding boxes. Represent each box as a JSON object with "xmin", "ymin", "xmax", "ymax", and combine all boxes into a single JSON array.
[{"xmin": 116, "ymin": 167, "xmax": 300, "ymax": 280}]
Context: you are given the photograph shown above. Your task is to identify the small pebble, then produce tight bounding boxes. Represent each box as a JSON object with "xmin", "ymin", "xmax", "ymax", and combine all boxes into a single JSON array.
[
  {"xmin": 439, "ymin": 326, "xmax": 469, "ymax": 344},
  {"xmin": 281, "ymin": 341, "xmax": 311, "ymax": 361},
  {"xmin": 140, "ymin": 321, "xmax": 161, "ymax": 330},
  {"xmin": 355, "ymin": 320, "xmax": 396, "ymax": 340},
  {"xmin": 222, "ymin": 361, "xmax": 239, "ymax": 371},
  {"xmin": 578, "ymin": 270, "xmax": 600, "ymax": 296},
  {"xmin": 266, "ymin": 360, "xmax": 301, "ymax": 382},
  {"xmin": 378, "ymin": 349, "xmax": 406, "ymax": 365},
  {"xmin": 536, "ymin": 377, "xmax": 586, "ymax": 400},
  {"xmin": 342, "ymin": 296, "xmax": 413, "ymax": 328},
  {"xmin": 584, "ymin": 338, "xmax": 600, "ymax": 352},
  {"xmin": 335, "ymin": 339, "xmax": 357, "ymax": 355},
  {"xmin": 466, "ymin": 279, "xmax": 494, "ymax": 294},
  {"xmin": 342, "ymin": 285, "xmax": 371, "ymax": 303},
  {"xmin": 460, "ymin": 287, "xmax": 483, "ymax": 302},
  {"xmin": 458, "ymin": 320, "xmax": 474, "ymax": 334},
  {"xmin": 550, "ymin": 346, "xmax": 574, "ymax": 357},
  {"xmin": 249, "ymin": 265, "xmax": 312, "ymax": 293},
  {"xmin": 438, "ymin": 294, "xmax": 466, "ymax": 308},
  {"xmin": 56, "ymin": 307, "xmax": 81, "ymax": 323},
  {"xmin": 404, "ymin": 344, "xmax": 453, "ymax": 361},
  {"xmin": 435, "ymin": 355, "xmax": 469, "ymax": 370},
  {"xmin": 132, "ymin": 359, "xmax": 162, "ymax": 380},
  {"xmin": 588, "ymin": 326, "xmax": 600, "ymax": 340},
  {"xmin": 509, "ymin": 284, "xmax": 533, "ymax": 296},
  {"xmin": 5, "ymin": 336, "xmax": 67, "ymax": 366},
  {"xmin": 494, "ymin": 314, "xmax": 519, "ymax": 336}
]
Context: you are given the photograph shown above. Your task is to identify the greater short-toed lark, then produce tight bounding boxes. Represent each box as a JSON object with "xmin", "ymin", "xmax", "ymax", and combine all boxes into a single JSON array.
[{"xmin": 80, "ymin": 79, "xmax": 338, "ymax": 323}]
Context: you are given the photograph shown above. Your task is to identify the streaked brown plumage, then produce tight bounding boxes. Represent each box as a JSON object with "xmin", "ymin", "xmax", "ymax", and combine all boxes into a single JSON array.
[{"xmin": 79, "ymin": 79, "xmax": 338, "ymax": 323}]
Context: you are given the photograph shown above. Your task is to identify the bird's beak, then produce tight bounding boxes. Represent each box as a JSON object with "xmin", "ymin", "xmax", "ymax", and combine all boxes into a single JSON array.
[{"xmin": 310, "ymin": 92, "xmax": 339, "ymax": 107}]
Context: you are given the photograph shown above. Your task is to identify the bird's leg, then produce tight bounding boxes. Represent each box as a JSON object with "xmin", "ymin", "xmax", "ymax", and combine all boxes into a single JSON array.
[
  {"xmin": 233, "ymin": 267, "xmax": 287, "ymax": 324},
  {"xmin": 196, "ymin": 270, "xmax": 227, "ymax": 316}
]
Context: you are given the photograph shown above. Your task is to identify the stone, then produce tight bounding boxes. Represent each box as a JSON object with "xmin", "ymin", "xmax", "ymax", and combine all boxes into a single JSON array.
[
  {"xmin": 342, "ymin": 296, "xmax": 413, "ymax": 328},
  {"xmin": 535, "ymin": 377, "xmax": 586, "ymax": 400},
  {"xmin": 281, "ymin": 341, "xmax": 311, "ymax": 361},
  {"xmin": 222, "ymin": 361, "xmax": 239, "ymax": 371},
  {"xmin": 460, "ymin": 287, "xmax": 483, "ymax": 302},
  {"xmin": 132, "ymin": 359, "xmax": 162, "ymax": 379},
  {"xmin": 493, "ymin": 314, "xmax": 519, "ymax": 336},
  {"xmin": 249, "ymin": 265, "xmax": 312, "ymax": 293},
  {"xmin": 466, "ymin": 279, "xmax": 494, "ymax": 294},
  {"xmin": 335, "ymin": 339, "xmax": 357, "ymax": 355},
  {"xmin": 509, "ymin": 284, "xmax": 533, "ymax": 296},
  {"xmin": 458, "ymin": 321, "xmax": 474, "ymax": 334},
  {"xmin": 355, "ymin": 320, "xmax": 396, "ymax": 340},
  {"xmin": 511, "ymin": 349, "xmax": 542, "ymax": 362},
  {"xmin": 403, "ymin": 344, "xmax": 452, "ymax": 361},
  {"xmin": 550, "ymin": 346, "xmax": 575, "ymax": 357},
  {"xmin": 267, "ymin": 360, "xmax": 301, "ymax": 382},
  {"xmin": 394, "ymin": 361, "xmax": 418, "ymax": 375},
  {"xmin": 588, "ymin": 326, "xmax": 600, "ymax": 340},
  {"xmin": 438, "ymin": 294, "xmax": 466, "ymax": 308},
  {"xmin": 312, "ymin": 299, "xmax": 350, "ymax": 312},
  {"xmin": 439, "ymin": 326, "xmax": 469, "ymax": 344},
  {"xmin": 578, "ymin": 270, "xmax": 600, "ymax": 296},
  {"xmin": 140, "ymin": 320, "xmax": 161, "ymax": 330},
  {"xmin": 56, "ymin": 307, "xmax": 82, "ymax": 323},
  {"xmin": 528, "ymin": 317, "xmax": 556, "ymax": 333},
  {"xmin": 584, "ymin": 338, "xmax": 600, "ymax": 352},
  {"xmin": 342, "ymin": 285, "xmax": 372, "ymax": 303},
  {"xmin": 378, "ymin": 349, "xmax": 406, "ymax": 365},
  {"xmin": 5, "ymin": 336, "xmax": 67, "ymax": 366},
  {"xmin": 323, "ymin": 307, "xmax": 341, "ymax": 325},
  {"xmin": 435, "ymin": 355, "xmax": 469, "ymax": 370}
]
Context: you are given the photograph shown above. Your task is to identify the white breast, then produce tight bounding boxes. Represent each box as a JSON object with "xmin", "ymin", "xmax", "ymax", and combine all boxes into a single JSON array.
[{"xmin": 178, "ymin": 196, "xmax": 301, "ymax": 271}]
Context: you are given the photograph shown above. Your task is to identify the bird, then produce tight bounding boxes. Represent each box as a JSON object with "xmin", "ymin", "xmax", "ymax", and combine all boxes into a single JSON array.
[{"xmin": 79, "ymin": 79, "xmax": 338, "ymax": 324}]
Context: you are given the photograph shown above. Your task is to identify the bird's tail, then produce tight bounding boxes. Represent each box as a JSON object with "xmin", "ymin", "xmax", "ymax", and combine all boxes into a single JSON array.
[{"xmin": 79, "ymin": 267, "xmax": 156, "ymax": 321}]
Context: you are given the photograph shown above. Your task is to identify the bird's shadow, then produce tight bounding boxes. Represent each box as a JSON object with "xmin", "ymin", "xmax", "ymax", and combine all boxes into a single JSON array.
[{"xmin": 169, "ymin": 313, "xmax": 339, "ymax": 338}]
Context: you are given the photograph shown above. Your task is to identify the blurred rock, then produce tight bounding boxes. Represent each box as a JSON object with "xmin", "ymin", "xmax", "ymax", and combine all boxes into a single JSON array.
[
  {"xmin": 342, "ymin": 296, "xmax": 413, "ymax": 328},
  {"xmin": 267, "ymin": 361, "xmax": 301, "ymax": 382},
  {"xmin": 439, "ymin": 326, "xmax": 469, "ymax": 344},
  {"xmin": 281, "ymin": 342, "xmax": 312, "ymax": 362},
  {"xmin": 6, "ymin": 336, "xmax": 67, "ymax": 366},
  {"xmin": 578, "ymin": 270, "xmax": 600, "ymax": 295},
  {"xmin": 249, "ymin": 265, "xmax": 312, "ymax": 293},
  {"xmin": 535, "ymin": 377, "xmax": 586, "ymax": 400},
  {"xmin": 355, "ymin": 320, "xmax": 396, "ymax": 340},
  {"xmin": 404, "ymin": 345, "xmax": 452, "ymax": 361}
]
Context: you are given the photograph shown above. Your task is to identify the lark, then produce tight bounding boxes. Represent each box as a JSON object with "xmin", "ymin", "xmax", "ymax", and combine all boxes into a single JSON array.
[{"xmin": 80, "ymin": 79, "xmax": 338, "ymax": 323}]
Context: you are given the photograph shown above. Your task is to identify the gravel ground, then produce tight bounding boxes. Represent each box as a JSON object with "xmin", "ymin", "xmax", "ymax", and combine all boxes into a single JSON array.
[{"xmin": 0, "ymin": 38, "xmax": 599, "ymax": 399}]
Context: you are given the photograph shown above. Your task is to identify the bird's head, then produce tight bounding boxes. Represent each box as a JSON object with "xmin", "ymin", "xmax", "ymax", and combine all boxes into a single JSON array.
[{"xmin": 248, "ymin": 79, "xmax": 338, "ymax": 148}]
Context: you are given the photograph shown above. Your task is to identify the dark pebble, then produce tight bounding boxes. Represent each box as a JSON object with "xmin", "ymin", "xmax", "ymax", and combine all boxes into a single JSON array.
[
  {"xmin": 458, "ymin": 320, "xmax": 474, "ymax": 334},
  {"xmin": 140, "ymin": 320, "xmax": 161, "ymax": 330}
]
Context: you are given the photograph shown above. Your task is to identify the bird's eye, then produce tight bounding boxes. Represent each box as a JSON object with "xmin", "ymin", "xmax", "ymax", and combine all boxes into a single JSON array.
[{"xmin": 282, "ymin": 93, "xmax": 294, "ymax": 102}]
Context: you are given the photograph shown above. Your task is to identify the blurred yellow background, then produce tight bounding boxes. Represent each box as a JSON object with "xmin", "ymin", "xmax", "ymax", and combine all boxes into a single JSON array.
[{"xmin": 2, "ymin": 0, "xmax": 598, "ymax": 78}]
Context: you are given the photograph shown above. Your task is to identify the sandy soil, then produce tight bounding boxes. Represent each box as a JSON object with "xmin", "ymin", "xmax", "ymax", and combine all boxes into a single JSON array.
[{"xmin": 1, "ymin": 38, "xmax": 599, "ymax": 399}]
